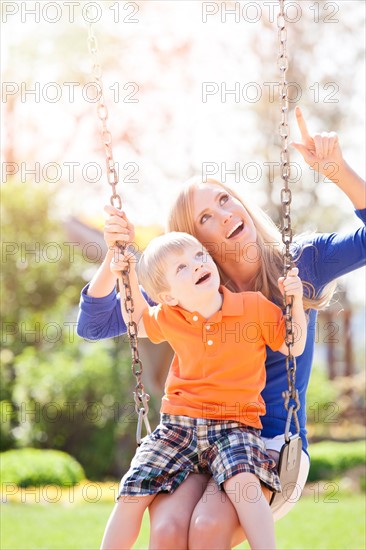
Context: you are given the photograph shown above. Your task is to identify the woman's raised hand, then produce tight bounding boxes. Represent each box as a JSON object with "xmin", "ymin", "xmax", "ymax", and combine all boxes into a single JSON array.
[
  {"xmin": 103, "ymin": 205, "xmax": 135, "ymax": 249},
  {"xmin": 290, "ymin": 106, "xmax": 344, "ymax": 180}
]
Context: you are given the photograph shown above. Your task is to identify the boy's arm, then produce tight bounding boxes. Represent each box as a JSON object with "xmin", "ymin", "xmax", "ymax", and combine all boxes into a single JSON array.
[
  {"xmin": 110, "ymin": 247, "xmax": 149, "ymax": 338},
  {"xmin": 277, "ymin": 268, "xmax": 307, "ymax": 357}
]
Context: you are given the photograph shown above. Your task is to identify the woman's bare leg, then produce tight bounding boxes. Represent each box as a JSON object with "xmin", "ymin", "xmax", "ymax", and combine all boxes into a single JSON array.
[
  {"xmin": 189, "ymin": 477, "xmax": 242, "ymax": 550},
  {"xmin": 189, "ymin": 478, "xmax": 273, "ymax": 550},
  {"xmin": 149, "ymin": 473, "xmax": 210, "ymax": 550}
]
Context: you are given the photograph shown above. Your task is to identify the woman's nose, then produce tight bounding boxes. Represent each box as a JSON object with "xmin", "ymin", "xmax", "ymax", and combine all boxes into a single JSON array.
[{"xmin": 221, "ymin": 211, "xmax": 232, "ymax": 225}]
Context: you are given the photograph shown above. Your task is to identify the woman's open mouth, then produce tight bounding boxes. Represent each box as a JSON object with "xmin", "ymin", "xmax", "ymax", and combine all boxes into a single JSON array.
[{"xmin": 226, "ymin": 221, "xmax": 244, "ymax": 239}]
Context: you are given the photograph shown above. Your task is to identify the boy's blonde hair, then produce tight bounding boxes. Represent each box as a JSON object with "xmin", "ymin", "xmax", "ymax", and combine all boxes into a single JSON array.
[
  {"xmin": 137, "ymin": 231, "xmax": 206, "ymax": 303},
  {"xmin": 166, "ymin": 177, "xmax": 336, "ymax": 310}
]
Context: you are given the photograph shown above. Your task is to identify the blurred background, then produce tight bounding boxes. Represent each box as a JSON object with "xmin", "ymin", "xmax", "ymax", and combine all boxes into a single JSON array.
[{"xmin": 1, "ymin": 1, "xmax": 365, "ymax": 549}]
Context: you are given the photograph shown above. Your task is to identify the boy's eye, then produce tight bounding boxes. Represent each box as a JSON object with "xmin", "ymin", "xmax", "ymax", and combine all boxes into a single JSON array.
[
  {"xmin": 196, "ymin": 251, "xmax": 204, "ymax": 259},
  {"xmin": 176, "ymin": 264, "xmax": 186, "ymax": 273}
]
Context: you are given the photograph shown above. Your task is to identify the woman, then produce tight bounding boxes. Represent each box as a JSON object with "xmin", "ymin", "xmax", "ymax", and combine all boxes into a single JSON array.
[{"xmin": 77, "ymin": 108, "xmax": 365, "ymax": 548}]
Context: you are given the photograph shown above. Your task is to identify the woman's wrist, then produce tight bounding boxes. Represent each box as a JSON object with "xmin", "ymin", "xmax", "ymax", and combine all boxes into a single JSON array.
[
  {"xmin": 331, "ymin": 160, "xmax": 366, "ymax": 209},
  {"xmin": 332, "ymin": 159, "xmax": 351, "ymax": 184}
]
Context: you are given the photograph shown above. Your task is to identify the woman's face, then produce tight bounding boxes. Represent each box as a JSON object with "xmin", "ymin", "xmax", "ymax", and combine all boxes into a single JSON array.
[{"xmin": 192, "ymin": 183, "xmax": 258, "ymax": 265}]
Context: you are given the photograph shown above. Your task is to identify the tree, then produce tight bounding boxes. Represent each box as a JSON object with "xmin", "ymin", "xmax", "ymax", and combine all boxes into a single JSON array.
[{"xmin": 1, "ymin": 182, "xmax": 141, "ymax": 478}]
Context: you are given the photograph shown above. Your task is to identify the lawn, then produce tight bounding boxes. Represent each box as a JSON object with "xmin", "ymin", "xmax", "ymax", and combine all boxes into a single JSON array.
[{"xmin": 1, "ymin": 492, "xmax": 365, "ymax": 549}]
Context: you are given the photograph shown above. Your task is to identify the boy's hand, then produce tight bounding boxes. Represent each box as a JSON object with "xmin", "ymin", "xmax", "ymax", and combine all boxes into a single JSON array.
[
  {"xmin": 110, "ymin": 247, "xmax": 137, "ymax": 277},
  {"xmin": 278, "ymin": 267, "xmax": 307, "ymax": 357},
  {"xmin": 278, "ymin": 267, "xmax": 303, "ymax": 303}
]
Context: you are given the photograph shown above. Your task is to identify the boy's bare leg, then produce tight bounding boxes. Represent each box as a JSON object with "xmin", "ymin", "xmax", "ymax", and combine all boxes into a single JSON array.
[
  {"xmin": 148, "ymin": 473, "xmax": 210, "ymax": 549},
  {"xmin": 101, "ymin": 494, "xmax": 156, "ymax": 550},
  {"xmin": 223, "ymin": 473, "xmax": 275, "ymax": 550}
]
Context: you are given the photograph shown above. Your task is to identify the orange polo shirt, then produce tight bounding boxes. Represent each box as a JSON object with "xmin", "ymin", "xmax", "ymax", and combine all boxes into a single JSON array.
[{"xmin": 142, "ymin": 286, "xmax": 285, "ymax": 428}]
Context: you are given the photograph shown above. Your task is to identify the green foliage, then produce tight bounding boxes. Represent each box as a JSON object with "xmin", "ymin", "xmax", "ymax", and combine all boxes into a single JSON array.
[
  {"xmin": 1, "ymin": 181, "xmax": 139, "ymax": 477},
  {"xmin": 0, "ymin": 448, "xmax": 85, "ymax": 487},
  {"xmin": 308, "ymin": 440, "xmax": 366, "ymax": 482},
  {"xmin": 306, "ymin": 366, "xmax": 365, "ymax": 441},
  {"xmin": 11, "ymin": 341, "xmax": 134, "ymax": 479},
  {"xmin": 306, "ymin": 366, "xmax": 339, "ymax": 424},
  {"xmin": 1, "ymin": 181, "xmax": 86, "ymax": 355},
  {"xmin": 1, "ymin": 181, "xmax": 88, "ymax": 451},
  {"xmin": 361, "ymin": 475, "xmax": 366, "ymax": 492},
  {"xmin": 0, "ymin": 401, "xmax": 15, "ymax": 451}
]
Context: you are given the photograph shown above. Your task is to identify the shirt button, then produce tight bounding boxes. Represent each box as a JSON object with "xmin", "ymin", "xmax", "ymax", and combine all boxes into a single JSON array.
[
  {"xmin": 193, "ymin": 315, "xmax": 199, "ymax": 322},
  {"xmin": 206, "ymin": 325, "xmax": 211, "ymax": 330},
  {"xmin": 207, "ymin": 340, "xmax": 214, "ymax": 346}
]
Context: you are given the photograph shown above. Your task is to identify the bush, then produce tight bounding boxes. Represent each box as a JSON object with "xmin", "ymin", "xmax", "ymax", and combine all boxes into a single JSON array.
[
  {"xmin": 1, "ymin": 182, "xmax": 142, "ymax": 478},
  {"xmin": 306, "ymin": 366, "xmax": 339, "ymax": 425},
  {"xmin": 11, "ymin": 342, "xmax": 135, "ymax": 480},
  {"xmin": 308, "ymin": 440, "xmax": 365, "ymax": 481},
  {"xmin": 0, "ymin": 448, "xmax": 85, "ymax": 487},
  {"xmin": 0, "ymin": 401, "xmax": 15, "ymax": 451}
]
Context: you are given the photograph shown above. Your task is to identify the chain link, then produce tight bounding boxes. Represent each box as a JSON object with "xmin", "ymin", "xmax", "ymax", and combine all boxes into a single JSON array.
[
  {"xmin": 277, "ymin": 0, "xmax": 300, "ymax": 439},
  {"xmin": 87, "ymin": 10, "xmax": 150, "ymax": 444}
]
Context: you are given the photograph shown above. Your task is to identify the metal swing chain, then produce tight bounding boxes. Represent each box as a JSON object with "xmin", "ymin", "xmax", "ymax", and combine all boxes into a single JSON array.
[
  {"xmin": 87, "ymin": 10, "xmax": 151, "ymax": 444},
  {"xmin": 277, "ymin": 0, "xmax": 300, "ymax": 440}
]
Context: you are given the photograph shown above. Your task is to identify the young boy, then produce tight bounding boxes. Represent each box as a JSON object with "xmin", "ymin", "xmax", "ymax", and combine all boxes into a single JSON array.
[{"xmin": 101, "ymin": 232, "xmax": 307, "ymax": 550}]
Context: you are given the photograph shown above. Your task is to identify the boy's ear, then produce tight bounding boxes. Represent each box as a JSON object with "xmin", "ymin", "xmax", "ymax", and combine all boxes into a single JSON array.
[{"xmin": 158, "ymin": 291, "xmax": 178, "ymax": 306}]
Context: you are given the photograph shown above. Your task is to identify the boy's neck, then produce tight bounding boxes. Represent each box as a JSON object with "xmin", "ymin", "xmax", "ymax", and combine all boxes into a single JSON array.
[
  {"xmin": 178, "ymin": 289, "xmax": 223, "ymax": 320},
  {"xmin": 200, "ymin": 291, "xmax": 223, "ymax": 319}
]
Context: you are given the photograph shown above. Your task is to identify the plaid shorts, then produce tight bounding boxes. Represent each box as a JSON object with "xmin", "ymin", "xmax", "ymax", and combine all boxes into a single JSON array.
[{"xmin": 118, "ymin": 414, "xmax": 281, "ymax": 498}]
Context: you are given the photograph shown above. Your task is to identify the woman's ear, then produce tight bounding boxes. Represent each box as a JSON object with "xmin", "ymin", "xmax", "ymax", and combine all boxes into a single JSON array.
[{"xmin": 158, "ymin": 292, "xmax": 178, "ymax": 306}]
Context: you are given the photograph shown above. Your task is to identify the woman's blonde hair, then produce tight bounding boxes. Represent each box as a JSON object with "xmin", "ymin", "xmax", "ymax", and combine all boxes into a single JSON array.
[
  {"xmin": 166, "ymin": 177, "xmax": 336, "ymax": 310},
  {"xmin": 137, "ymin": 231, "xmax": 205, "ymax": 303}
]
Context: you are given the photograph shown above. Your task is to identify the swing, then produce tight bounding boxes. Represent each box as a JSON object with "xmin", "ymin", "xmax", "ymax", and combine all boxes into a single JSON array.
[
  {"xmin": 86, "ymin": 0, "xmax": 303, "ymax": 511},
  {"xmin": 269, "ymin": 0, "xmax": 303, "ymax": 511}
]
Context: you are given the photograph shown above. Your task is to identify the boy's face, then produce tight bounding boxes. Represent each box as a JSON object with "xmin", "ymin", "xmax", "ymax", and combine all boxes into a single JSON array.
[{"xmin": 159, "ymin": 242, "xmax": 220, "ymax": 310}]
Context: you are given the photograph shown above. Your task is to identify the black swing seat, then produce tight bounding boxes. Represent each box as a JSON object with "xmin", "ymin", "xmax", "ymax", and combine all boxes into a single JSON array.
[{"xmin": 270, "ymin": 433, "xmax": 302, "ymax": 512}]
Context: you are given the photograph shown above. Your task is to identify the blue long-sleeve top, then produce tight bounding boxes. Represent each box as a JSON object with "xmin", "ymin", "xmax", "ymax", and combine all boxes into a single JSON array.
[{"xmin": 76, "ymin": 209, "xmax": 366, "ymax": 453}]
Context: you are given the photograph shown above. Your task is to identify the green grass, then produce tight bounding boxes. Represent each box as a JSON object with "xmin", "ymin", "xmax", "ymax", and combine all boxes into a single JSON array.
[{"xmin": 1, "ymin": 493, "xmax": 365, "ymax": 550}]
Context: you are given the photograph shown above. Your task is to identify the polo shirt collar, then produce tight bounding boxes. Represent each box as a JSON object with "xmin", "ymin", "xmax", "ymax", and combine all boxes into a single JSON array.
[
  {"xmin": 220, "ymin": 285, "xmax": 244, "ymax": 316},
  {"xmin": 169, "ymin": 285, "xmax": 243, "ymax": 324}
]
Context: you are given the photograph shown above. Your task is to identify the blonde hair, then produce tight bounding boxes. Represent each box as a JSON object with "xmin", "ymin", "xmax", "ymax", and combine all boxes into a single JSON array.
[
  {"xmin": 137, "ymin": 231, "xmax": 206, "ymax": 304},
  {"xmin": 167, "ymin": 177, "xmax": 336, "ymax": 311}
]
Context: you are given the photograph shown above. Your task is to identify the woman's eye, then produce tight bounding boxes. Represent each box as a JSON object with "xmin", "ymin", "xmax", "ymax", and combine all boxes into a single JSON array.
[
  {"xmin": 220, "ymin": 194, "xmax": 229, "ymax": 205},
  {"xmin": 176, "ymin": 264, "xmax": 186, "ymax": 273},
  {"xmin": 196, "ymin": 251, "xmax": 204, "ymax": 259},
  {"xmin": 200, "ymin": 213, "xmax": 210, "ymax": 224}
]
